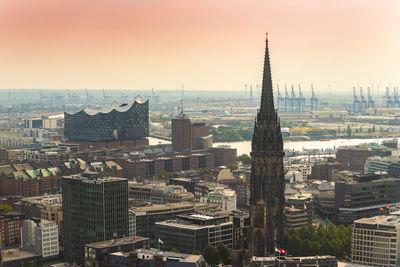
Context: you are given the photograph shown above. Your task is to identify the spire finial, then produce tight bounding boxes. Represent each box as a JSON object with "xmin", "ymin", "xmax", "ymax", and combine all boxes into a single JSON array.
[
  {"xmin": 266, "ymin": 32, "xmax": 268, "ymax": 41},
  {"xmin": 180, "ymin": 85, "xmax": 184, "ymax": 114},
  {"xmin": 260, "ymin": 32, "xmax": 275, "ymax": 116}
]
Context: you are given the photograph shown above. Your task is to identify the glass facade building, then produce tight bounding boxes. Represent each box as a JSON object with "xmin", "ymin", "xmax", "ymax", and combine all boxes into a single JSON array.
[
  {"xmin": 64, "ymin": 97, "xmax": 149, "ymax": 142},
  {"xmin": 62, "ymin": 173, "xmax": 128, "ymax": 264},
  {"xmin": 154, "ymin": 214, "xmax": 233, "ymax": 254}
]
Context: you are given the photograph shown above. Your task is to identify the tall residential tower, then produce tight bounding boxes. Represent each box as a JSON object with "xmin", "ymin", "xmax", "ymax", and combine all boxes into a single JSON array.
[
  {"xmin": 62, "ymin": 173, "xmax": 128, "ymax": 264},
  {"xmin": 249, "ymin": 34, "xmax": 285, "ymax": 256}
]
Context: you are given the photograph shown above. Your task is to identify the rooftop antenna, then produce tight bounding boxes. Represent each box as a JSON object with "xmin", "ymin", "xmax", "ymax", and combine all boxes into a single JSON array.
[
  {"xmin": 180, "ymin": 85, "xmax": 184, "ymax": 114},
  {"xmin": 8, "ymin": 91, "xmax": 12, "ymax": 109}
]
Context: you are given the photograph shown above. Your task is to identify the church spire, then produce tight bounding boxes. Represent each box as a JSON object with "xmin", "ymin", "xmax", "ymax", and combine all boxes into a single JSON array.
[
  {"xmin": 260, "ymin": 32, "xmax": 275, "ymax": 117},
  {"xmin": 249, "ymin": 34, "xmax": 285, "ymax": 257}
]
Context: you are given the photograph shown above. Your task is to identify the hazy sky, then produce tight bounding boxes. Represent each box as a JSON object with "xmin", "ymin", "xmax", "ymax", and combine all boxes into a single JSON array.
[{"xmin": 1, "ymin": 0, "xmax": 400, "ymax": 93}]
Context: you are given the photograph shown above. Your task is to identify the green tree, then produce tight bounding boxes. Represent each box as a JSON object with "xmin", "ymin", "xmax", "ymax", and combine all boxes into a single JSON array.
[
  {"xmin": 327, "ymin": 223, "xmax": 336, "ymax": 240},
  {"xmin": 228, "ymin": 164, "xmax": 238, "ymax": 171},
  {"xmin": 0, "ymin": 204, "xmax": 13, "ymax": 212},
  {"xmin": 347, "ymin": 125, "xmax": 352, "ymax": 137},
  {"xmin": 284, "ymin": 223, "xmax": 351, "ymax": 259},
  {"xmin": 217, "ymin": 243, "xmax": 232, "ymax": 264},
  {"xmin": 203, "ymin": 244, "xmax": 220, "ymax": 266},
  {"xmin": 238, "ymin": 154, "xmax": 251, "ymax": 165},
  {"xmin": 192, "ymin": 250, "xmax": 201, "ymax": 255},
  {"xmin": 171, "ymin": 248, "xmax": 180, "ymax": 253}
]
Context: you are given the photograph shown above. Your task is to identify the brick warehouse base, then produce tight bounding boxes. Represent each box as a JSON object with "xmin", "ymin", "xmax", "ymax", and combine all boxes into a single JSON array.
[{"xmin": 67, "ymin": 138, "xmax": 149, "ymax": 151}]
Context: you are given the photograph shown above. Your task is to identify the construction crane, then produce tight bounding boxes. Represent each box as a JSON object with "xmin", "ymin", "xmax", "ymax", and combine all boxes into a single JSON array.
[
  {"xmin": 297, "ymin": 84, "xmax": 305, "ymax": 112},
  {"xmin": 276, "ymin": 85, "xmax": 284, "ymax": 112},
  {"xmin": 284, "ymin": 85, "xmax": 289, "ymax": 112},
  {"xmin": 359, "ymin": 87, "xmax": 367, "ymax": 113},
  {"xmin": 353, "ymin": 87, "xmax": 361, "ymax": 113},
  {"xmin": 394, "ymin": 87, "xmax": 399, "ymax": 108},
  {"xmin": 367, "ymin": 87, "xmax": 376, "ymax": 114},
  {"xmin": 290, "ymin": 84, "xmax": 296, "ymax": 112},
  {"xmin": 310, "ymin": 84, "xmax": 318, "ymax": 112},
  {"xmin": 385, "ymin": 87, "xmax": 393, "ymax": 108}
]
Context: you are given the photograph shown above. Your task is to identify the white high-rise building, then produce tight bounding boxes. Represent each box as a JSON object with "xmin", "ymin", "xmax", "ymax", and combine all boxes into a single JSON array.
[
  {"xmin": 352, "ymin": 212, "xmax": 400, "ymax": 267},
  {"xmin": 202, "ymin": 189, "xmax": 237, "ymax": 211},
  {"xmin": 21, "ymin": 219, "xmax": 59, "ymax": 258}
]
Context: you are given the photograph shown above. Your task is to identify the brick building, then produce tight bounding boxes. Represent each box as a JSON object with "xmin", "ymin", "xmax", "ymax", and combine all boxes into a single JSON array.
[
  {"xmin": 118, "ymin": 148, "xmax": 235, "ymax": 179},
  {"xmin": 336, "ymin": 145, "xmax": 390, "ymax": 172},
  {"xmin": 0, "ymin": 212, "xmax": 25, "ymax": 247}
]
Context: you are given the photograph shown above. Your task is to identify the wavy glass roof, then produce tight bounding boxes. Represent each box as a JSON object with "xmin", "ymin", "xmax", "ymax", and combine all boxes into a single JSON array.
[{"xmin": 66, "ymin": 96, "xmax": 146, "ymax": 116}]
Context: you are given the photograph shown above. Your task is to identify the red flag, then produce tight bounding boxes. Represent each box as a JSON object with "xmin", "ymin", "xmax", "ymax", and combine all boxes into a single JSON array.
[
  {"xmin": 379, "ymin": 207, "xmax": 384, "ymax": 211},
  {"xmin": 386, "ymin": 205, "xmax": 390, "ymax": 209},
  {"xmin": 280, "ymin": 249, "xmax": 287, "ymax": 254}
]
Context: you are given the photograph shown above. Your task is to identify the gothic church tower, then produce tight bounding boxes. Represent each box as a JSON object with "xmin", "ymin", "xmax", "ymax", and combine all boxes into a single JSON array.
[{"xmin": 249, "ymin": 33, "xmax": 285, "ymax": 257}]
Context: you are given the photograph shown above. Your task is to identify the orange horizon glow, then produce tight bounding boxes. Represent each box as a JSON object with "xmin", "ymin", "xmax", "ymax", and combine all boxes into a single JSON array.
[{"xmin": 1, "ymin": 0, "xmax": 400, "ymax": 92}]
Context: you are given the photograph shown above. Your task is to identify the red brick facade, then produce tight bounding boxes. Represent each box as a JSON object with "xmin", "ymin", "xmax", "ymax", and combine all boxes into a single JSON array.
[{"xmin": 0, "ymin": 213, "xmax": 25, "ymax": 247}]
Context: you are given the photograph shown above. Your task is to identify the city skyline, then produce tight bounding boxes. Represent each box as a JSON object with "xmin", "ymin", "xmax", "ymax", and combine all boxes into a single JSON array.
[{"xmin": 1, "ymin": 0, "xmax": 400, "ymax": 91}]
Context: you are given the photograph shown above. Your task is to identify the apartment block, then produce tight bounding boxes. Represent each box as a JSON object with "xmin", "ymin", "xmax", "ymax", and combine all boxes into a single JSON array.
[{"xmin": 352, "ymin": 214, "xmax": 400, "ymax": 267}]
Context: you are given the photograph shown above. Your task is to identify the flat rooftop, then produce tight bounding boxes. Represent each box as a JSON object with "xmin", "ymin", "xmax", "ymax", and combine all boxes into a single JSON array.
[
  {"xmin": 130, "ymin": 202, "xmax": 194, "ymax": 213},
  {"xmin": 85, "ymin": 236, "xmax": 149, "ymax": 249},
  {"xmin": 355, "ymin": 214, "xmax": 400, "ymax": 227},
  {"xmin": 2, "ymin": 248, "xmax": 40, "ymax": 262},
  {"xmin": 63, "ymin": 174, "xmax": 127, "ymax": 183},
  {"xmin": 178, "ymin": 213, "xmax": 228, "ymax": 221},
  {"xmin": 137, "ymin": 248, "xmax": 203, "ymax": 263}
]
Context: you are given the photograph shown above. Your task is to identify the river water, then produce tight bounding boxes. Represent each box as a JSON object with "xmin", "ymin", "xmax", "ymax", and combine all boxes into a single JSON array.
[
  {"xmin": 149, "ymin": 136, "xmax": 390, "ymax": 156},
  {"xmin": 214, "ymin": 138, "xmax": 388, "ymax": 156}
]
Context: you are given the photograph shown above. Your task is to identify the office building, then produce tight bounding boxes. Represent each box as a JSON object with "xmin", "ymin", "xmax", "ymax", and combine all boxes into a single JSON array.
[
  {"xmin": 202, "ymin": 189, "xmax": 237, "ymax": 211},
  {"xmin": 314, "ymin": 191, "xmax": 336, "ymax": 219},
  {"xmin": 248, "ymin": 255, "xmax": 337, "ymax": 267},
  {"xmin": 15, "ymin": 195, "xmax": 63, "ymax": 244},
  {"xmin": 172, "ymin": 113, "xmax": 192, "ymax": 152},
  {"xmin": 129, "ymin": 202, "xmax": 195, "ymax": 239},
  {"xmin": 171, "ymin": 111, "xmax": 212, "ymax": 152},
  {"xmin": 104, "ymin": 249, "xmax": 206, "ymax": 267},
  {"xmin": 364, "ymin": 156, "xmax": 399, "ymax": 174},
  {"xmin": 21, "ymin": 219, "xmax": 59, "ymax": 258},
  {"xmin": 229, "ymin": 211, "xmax": 250, "ymax": 249},
  {"xmin": 285, "ymin": 193, "xmax": 313, "ymax": 228},
  {"xmin": 335, "ymin": 174, "xmax": 400, "ymax": 224},
  {"xmin": 62, "ymin": 173, "xmax": 128, "ymax": 264},
  {"xmin": 352, "ymin": 214, "xmax": 400, "ymax": 267},
  {"xmin": 154, "ymin": 213, "xmax": 233, "ymax": 254},
  {"xmin": 0, "ymin": 212, "xmax": 25, "ymax": 247},
  {"xmin": 84, "ymin": 236, "xmax": 150, "ymax": 267},
  {"xmin": 336, "ymin": 145, "xmax": 390, "ymax": 172}
]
